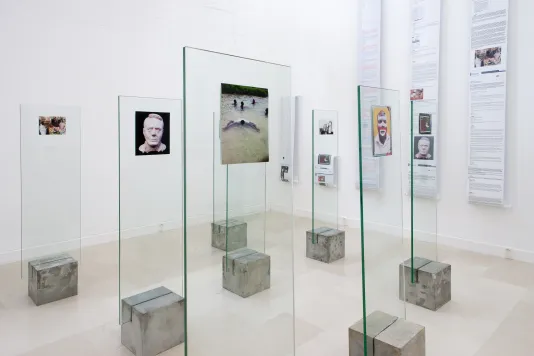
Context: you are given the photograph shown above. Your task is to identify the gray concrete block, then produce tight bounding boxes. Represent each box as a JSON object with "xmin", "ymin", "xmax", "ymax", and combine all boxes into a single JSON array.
[
  {"xmin": 212, "ymin": 219, "xmax": 247, "ymax": 252},
  {"xmin": 399, "ymin": 258, "xmax": 451, "ymax": 311},
  {"xmin": 306, "ymin": 227, "xmax": 345, "ymax": 263},
  {"xmin": 28, "ymin": 253, "xmax": 78, "ymax": 306},
  {"xmin": 222, "ymin": 248, "xmax": 270, "ymax": 298},
  {"xmin": 349, "ymin": 311, "xmax": 425, "ymax": 356},
  {"xmin": 121, "ymin": 287, "xmax": 184, "ymax": 356},
  {"xmin": 349, "ymin": 311, "xmax": 398, "ymax": 356},
  {"xmin": 375, "ymin": 318, "xmax": 425, "ymax": 356}
]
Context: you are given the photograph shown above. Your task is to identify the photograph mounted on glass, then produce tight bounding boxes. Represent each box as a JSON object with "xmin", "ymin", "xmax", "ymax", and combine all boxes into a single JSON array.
[
  {"xmin": 39, "ymin": 116, "xmax": 67, "ymax": 135},
  {"xmin": 414, "ymin": 135, "xmax": 434, "ymax": 160},
  {"xmin": 135, "ymin": 111, "xmax": 170, "ymax": 156},
  {"xmin": 419, "ymin": 113, "xmax": 432, "ymax": 134},
  {"xmin": 372, "ymin": 106, "xmax": 392, "ymax": 157},
  {"xmin": 318, "ymin": 120, "xmax": 334, "ymax": 135},
  {"xmin": 220, "ymin": 83, "xmax": 269, "ymax": 165}
]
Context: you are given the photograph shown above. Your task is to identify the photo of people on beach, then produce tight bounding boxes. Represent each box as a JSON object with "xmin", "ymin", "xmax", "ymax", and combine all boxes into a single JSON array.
[
  {"xmin": 474, "ymin": 47, "xmax": 502, "ymax": 68},
  {"xmin": 39, "ymin": 116, "xmax": 66, "ymax": 135},
  {"xmin": 220, "ymin": 83, "xmax": 269, "ymax": 165}
]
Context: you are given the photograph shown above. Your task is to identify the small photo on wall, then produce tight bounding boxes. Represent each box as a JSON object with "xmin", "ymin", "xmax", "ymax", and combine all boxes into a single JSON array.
[
  {"xmin": 372, "ymin": 106, "xmax": 392, "ymax": 157},
  {"xmin": 419, "ymin": 113, "xmax": 432, "ymax": 134},
  {"xmin": 474, "ymin": 46, "xmax": 501, "ymax": 68},
  {"xmin": 220, "ymin": 83, "xmax": 269, "ymax": 165},
  {"xmin": 414, "ymin": 135, "xmax": 434, "ymax": 160},
  {"xmin": 39, "ymin": 116, "xmax": 66, "ymax": 135},
  {"xmin": 410, "ymin": 88, "xmax": 424, "ymax": 101},
  {"xmin": 318, "ymin": 120, "xmax": 334, "ymax": 135},
  {"xmin": 135, "ymin": 111, "xmax": 171, "ymax": 155}
]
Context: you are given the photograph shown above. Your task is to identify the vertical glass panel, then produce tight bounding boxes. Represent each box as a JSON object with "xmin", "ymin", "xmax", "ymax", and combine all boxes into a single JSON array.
[
  {"xmin": 409, "ymin": 100, "xmax": 438, "ymax": 264},
  {"xmin": 184, "ymin": 47, "xmax": 294, "ymax": 356},
  {"xmin": 311, "ymin": 110, "xmax": 339, "ymax": 232},
  {"xmin": 357, "ymin": 86, "xmax": 405, "ymax": 355},
  {"xmin": 13, "ymin": 104, "xmax": 81, "ymax": 354},
  {"xmin": 20, "ymin": 104, "xmax": 82, "ymax": 274},
  {"xmin": 118, "ymin": 96, "xmax": 183, "ymax": 322}
]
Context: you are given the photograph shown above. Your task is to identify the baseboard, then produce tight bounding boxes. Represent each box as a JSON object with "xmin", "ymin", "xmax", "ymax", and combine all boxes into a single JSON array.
[
  {"xmin": 434, "ymin": 233, "xmax": 534, "ymax": 263},
  {"xmin": 3, "ymin": 209, "xmax": 534, "ymax": 265}
]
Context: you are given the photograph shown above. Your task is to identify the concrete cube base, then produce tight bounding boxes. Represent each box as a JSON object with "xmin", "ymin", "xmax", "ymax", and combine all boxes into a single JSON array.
[
  {"xmin": 212, "ymin": 219, "xmax": 247, "ymax": 252},
  {"xmin": 121, "ymin": 286, "xmax": 184, "ymax": 356},
  {"xmin": 223, "ymin": 248, "xmax": 270, "ymax": 298},
  {"xmin": 399, "ymin": 257, "xmax": 452, "ymax": 311},
  {"xmin": 306, "ymin": 227, "xmax": 345, "ymax": 263},
  {"xmin": 349, "ymin": 310, "xmax": 425, "ymax": 356},
  {"xmin": 28, "ymin": 253, "xmax": 78, "ymax": 306}
]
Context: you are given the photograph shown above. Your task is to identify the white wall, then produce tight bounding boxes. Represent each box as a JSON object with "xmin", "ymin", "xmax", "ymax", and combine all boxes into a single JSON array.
[
  {"xmin": 0, "ymin": 0, "xmax": 358, "ymax": 261},
  {"xmin": 292, "ymin": 0, "xmax": 534, "ymax": 262},
  {"xmin": 1, "ymin": 0, "xmax": 533, "ymax": 262}
]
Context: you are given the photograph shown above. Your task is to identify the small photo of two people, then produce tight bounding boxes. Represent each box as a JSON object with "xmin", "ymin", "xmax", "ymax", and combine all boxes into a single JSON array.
[{"xmin": 39, "ymin": 116, "xmax": 66, "ymax": 135}]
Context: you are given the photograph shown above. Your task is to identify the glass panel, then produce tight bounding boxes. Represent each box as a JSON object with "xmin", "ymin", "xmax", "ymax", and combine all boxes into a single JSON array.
[
  {"xmin": 357, "ymin": 86, "xmax": 405, "ymax": 355},
  {"xmin": 409, "ymin": 100, "xmax": 438, "ymax": 265},
  {"xmin": 118, "ymin": 96, "xmax": 184, "ymax": 323},
  {"xmin": 8, "ymin": 104, "xmax": 82, "ymax": 354},
  {"xmin": 20, "ymin": 104, "xmax": 82, "ymax": 275},
  {"xmin": 311, "ymin": 110, "xmax": 339, "ymax": 233},
  {"xmin": 183, "ymin": 47, "xmax": 294, "ymax": 356}
]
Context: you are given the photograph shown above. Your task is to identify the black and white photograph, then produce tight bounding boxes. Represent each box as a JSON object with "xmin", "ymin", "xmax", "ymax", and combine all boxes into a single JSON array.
[
  {"xmin": 414, "ymin": 135, "xmax": 434, "ymax": 160},
  {"xmin": 220, "ymin": 83, "xmax": 269, "ymax": 165},
  {"xmin": 39, "ymin": 116, "xmax": 66, "ymax": 135},
  {"xmin": 135, "ymin": 111, "xmax": 170, "ymax": 156},
  {"xmin": 419, "ymin": 113, "xmax": 432, "ymax": 134},
  {"xmin": 318, "ymin": 120, "xmax": 334, "ymax": 135}
]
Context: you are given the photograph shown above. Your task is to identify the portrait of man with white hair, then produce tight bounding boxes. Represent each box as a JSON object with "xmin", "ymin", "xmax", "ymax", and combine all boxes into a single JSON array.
[
  {"xmin": 414, "ymin": 136, "xmax": 434, "ymax": 160},
  {"xmin": 135, "ymin": 112, "xmax": 171, "ymax": 155}
]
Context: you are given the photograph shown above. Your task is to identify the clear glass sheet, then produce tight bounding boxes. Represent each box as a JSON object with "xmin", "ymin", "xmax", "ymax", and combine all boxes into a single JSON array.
[
  {"xmin": 118, "ymin": 96, "xmax": 183, "ymax": 322},
  {"xmin": 409, "ymin": 100, "xmax": 438, "ymax": 263},
  {"xmin": 20, "ymin": 104, "xmax": 82, "ymax": 277},
  {"xmin": 311, "ymin": 110, "xmax": 339, "ymax": 233},
  {"xmin": 357, "ymin": 86, "xmax": 405, "ymax": 355},
  {"xmin": 183, "ymin": 47, "xmax": 294, "ymax": 356},
  {"xmin": 213, "ymin": 114, "xmax": 267, "ymax": 253},
  {"xmin": 5, "ymin": 103, "xmax": 82, "ymax": 355}
]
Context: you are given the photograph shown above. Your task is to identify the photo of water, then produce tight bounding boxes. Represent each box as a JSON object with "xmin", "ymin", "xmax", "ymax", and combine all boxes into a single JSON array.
[{"xmin": 220, "ymin": 86, "xmax": 269, "ymax": 165}]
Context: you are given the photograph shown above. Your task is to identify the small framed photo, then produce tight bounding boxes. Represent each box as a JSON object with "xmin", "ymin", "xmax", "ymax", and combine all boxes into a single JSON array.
[
  {"xmin": 39, "ymin": 116, "xmax": 67, "ymax": 135},
  {"xmin": 135, "ymin": 111, "xmax": 171, "ymax": 156},
  {"xmin": 410, "ymin": 88, "xmax": 424, "ymax": 101},
  {"xmin": 372, "ymin": 106, "xmax": 392, "ymax": 157},
  {"xmin": 419, "ymin": 113, "xmax": 432, "ymax": 134},
  {"xmin": 414, "ymin": 135, "xmax": 434, "ymax": 160},
  {"xmin": 318, "ymin": 120, "xmax": 334, "ymax": 135}
]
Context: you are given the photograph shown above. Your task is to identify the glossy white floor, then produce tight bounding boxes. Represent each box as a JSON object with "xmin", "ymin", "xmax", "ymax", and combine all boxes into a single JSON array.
[{"xmin": 1, "ymin": 212, "xmax": 533, "ymax": 355}]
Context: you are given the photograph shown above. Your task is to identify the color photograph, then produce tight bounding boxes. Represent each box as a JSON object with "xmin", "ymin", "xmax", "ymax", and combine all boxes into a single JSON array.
[
  {"xmin": 220, "ymin": 83, "xmax": 269, "ymax": 165},
  {"xmin": 372, "ymin": 106, "xmax": 392, "ymax": 157},
  {"xmin": 39, "ymin": 116, "xmax": 66, "ymax": 135},
  {"xmin": 135, "ymin": 111, "xmax": 170, "ymax": 156},
  {"xmin": 474, "ymin": 47, "xmax": 501, "ymax": 68},
  {"xmin": 410, "ymin": 88, "xmax": 424, "ymax": 101},
  {"xmin": 419, "ymin": 113, "xmax": 432, "ymax": 134}
]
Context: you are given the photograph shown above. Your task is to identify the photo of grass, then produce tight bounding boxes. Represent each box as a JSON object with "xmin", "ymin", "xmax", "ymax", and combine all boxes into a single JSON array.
[{"xmin": 220, "ymin": 83, "xmax": 269, "ymax": 165}]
